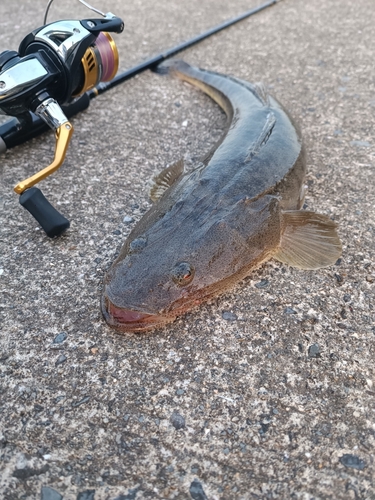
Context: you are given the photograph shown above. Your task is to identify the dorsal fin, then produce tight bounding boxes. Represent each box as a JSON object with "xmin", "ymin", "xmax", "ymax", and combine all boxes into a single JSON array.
[
  {"xmin": 252, "ymin": 82, "xmax": 271, "ymax": 107},
  {"xmin": 149, "ymin": 159, "xmax": 184, "ymax": 202},
  {"xmin": 245, "ymin": 112, "xmax": 276, "ymax": 162},
  {"xmin": 228, "ymin": 76, "xmax": 270, "ymax": 107}
]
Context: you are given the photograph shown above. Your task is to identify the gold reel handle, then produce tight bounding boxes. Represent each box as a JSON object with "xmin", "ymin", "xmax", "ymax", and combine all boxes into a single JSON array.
[{"xmin": 14, "ymin": 121, "xmax": 74, "ymax": 195}]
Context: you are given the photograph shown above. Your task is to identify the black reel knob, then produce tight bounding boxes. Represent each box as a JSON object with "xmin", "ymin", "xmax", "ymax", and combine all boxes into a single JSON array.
[{"xmin": 19, "ymin": 187, "xmax": 70, "ymax": 238}]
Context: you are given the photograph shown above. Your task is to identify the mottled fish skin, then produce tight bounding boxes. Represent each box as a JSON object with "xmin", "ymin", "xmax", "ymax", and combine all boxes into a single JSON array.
[{"xmin": 102, "ymin": 60, "xmax": 340, "ymax": 332}]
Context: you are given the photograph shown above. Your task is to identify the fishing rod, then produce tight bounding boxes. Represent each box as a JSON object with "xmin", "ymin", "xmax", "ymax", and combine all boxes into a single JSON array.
[
  {"xmin": 0, "ymin": 0, "xmax": 279, "ymax": 237},
  {"xmin": 89, "ymin": 0, "xmax": 280, "ymax": 98}
]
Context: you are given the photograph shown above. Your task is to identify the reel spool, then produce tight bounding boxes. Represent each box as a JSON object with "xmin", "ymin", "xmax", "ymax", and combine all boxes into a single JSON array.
[{"xmin": 73, "ymin": 31, "xmax": 119, "ymax": 96}]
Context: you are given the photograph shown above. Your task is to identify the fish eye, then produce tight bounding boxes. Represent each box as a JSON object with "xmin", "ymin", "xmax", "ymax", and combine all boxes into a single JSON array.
[{"xmin": 171, "ymin": 262, "xmax": 195, "ymax": 286}]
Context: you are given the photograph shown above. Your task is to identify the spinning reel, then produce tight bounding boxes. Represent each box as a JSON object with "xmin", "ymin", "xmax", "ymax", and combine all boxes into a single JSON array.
[{"xmin": 0, "ymin": 0, "xmax": 123, "ymax": 236}]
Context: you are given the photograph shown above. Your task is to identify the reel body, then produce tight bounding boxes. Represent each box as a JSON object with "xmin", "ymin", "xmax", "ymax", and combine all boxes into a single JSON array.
[{"xmin": 0, "ymin": 4, "xmax": 123, "ymax": 236}]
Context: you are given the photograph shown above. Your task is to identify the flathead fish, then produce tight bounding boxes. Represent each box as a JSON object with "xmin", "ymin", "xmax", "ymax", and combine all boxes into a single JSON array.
[{"xmin": 102, "ymin": 60, "xmax": 341, "ymax": 332}]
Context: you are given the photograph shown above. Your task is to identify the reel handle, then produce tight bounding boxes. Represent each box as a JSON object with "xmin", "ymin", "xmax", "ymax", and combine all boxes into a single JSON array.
[{"xmin": 19, "ymin": 187, "xmax": 70, "ymax": 238}]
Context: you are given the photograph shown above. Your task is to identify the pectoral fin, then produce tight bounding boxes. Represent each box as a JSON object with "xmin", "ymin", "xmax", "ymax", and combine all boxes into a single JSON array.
[
  {"xmin": 149, "ymin": 159, "xmax": 184, "ymax": 202},
  {"xmin": 274, "ymin": 211, "xmax": 342, "ymax": 270}
]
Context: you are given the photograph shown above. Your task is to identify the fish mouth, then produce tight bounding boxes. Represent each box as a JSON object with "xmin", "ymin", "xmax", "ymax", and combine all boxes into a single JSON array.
[{"xmin": 101, "ymin": 296, "xmax": 169, "ymax": 332}]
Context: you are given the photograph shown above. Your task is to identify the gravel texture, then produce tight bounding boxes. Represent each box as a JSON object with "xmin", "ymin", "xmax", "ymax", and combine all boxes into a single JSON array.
[{"xmin": 0, "ymin": 0, "xmax": 374, "ymax": 499}]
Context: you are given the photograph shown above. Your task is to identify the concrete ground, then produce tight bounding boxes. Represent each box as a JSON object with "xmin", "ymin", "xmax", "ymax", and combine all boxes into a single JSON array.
[{"xmin": 1, "ymin": 0, "xmax": 374, "ymax": 498}]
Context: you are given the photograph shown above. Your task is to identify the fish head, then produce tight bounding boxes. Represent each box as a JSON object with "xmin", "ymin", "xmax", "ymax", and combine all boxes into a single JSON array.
[{"xmin": 102, "ymin": 195, "xmax": 281, "ymax": 332}]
